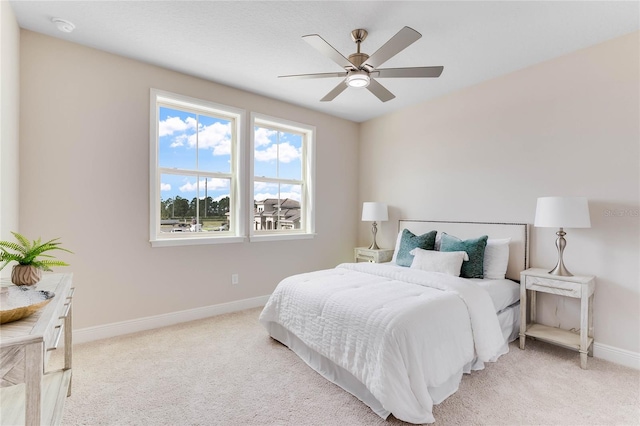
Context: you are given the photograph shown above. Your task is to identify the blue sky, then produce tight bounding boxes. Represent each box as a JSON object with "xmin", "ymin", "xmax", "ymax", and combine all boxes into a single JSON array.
[{"xmin": 159, "ymin": 107, "xmax": 302, "ymax": 203}]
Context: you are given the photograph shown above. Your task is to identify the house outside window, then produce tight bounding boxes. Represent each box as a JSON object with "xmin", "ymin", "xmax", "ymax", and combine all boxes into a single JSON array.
[
  {"xmin": 150, "ymin": 89, "xmax": 246, "ymax": 247},
  {"xmin": 251, "ymin": 113, "xmax": 315, "ymax": 241}
]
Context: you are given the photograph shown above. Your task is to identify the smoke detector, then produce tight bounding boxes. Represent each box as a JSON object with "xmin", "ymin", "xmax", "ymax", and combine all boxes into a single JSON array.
[{"xmin": 51, "ymin": 18, "xmax": 75, "ymax": 33}]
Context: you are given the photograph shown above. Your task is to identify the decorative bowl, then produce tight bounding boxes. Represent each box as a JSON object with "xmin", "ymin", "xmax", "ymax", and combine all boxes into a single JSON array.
[{"xmin": 0, "ymin": 286, "xmax": 55, "ymax": 324}]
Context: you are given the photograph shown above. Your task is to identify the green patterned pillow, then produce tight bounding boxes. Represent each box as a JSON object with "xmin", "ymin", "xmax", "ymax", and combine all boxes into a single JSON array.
[
  {"xmin": 396, "ymin": 229, "xmax": 437, "ymax": 267},
  {"xmin": 440, "ymin": 233, "xmax": 488, "ymax": 278}
]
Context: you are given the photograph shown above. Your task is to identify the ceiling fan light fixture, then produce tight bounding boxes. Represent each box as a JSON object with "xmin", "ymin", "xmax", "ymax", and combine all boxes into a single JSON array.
[{"xmin": 345, "ymin": 70, "xmax": 370, "ymax": 88}]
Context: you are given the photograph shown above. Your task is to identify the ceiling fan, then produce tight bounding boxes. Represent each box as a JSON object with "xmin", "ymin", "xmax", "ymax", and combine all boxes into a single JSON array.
[{"xmin": 279, "ymin": 26, "xmax": 444, "ymax": 102}]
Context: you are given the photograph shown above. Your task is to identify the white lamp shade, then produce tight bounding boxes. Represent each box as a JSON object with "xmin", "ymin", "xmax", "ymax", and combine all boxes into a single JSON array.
[
  {"xmin": 362, "ymin": 202, "xmax": 388, "ymax": 222},
  {"xmin": 534, "ymin": 197, "xmax": 591, "ymax": 228}
]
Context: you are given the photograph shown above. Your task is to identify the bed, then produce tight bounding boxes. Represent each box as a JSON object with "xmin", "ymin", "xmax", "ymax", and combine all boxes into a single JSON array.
[{"xmin": 259, "ymin": 220, "xmax": 529, "ymax": 424}]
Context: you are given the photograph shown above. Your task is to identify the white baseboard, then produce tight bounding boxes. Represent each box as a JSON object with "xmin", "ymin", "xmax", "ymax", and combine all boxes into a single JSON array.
[
  {"xmin": 73, "ymin": 295, "xmax": 270, "ymax": 344},
  {"xmin": 593, "ymin": 342, "xmax": 640, "ymax": 370}
]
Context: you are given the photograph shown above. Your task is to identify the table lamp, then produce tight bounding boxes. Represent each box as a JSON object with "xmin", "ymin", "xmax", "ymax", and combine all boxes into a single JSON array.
[
  {"xmin": 534, "ymin": 196, "xmax": 591, "ymax": 276},
  {"xmin": 362, "ymin": 202, "xmax": 388, "ymax": 250}
]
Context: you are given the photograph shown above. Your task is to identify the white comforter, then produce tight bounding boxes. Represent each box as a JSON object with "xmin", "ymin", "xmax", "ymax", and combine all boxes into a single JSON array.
[{"xmin": 259, "ymin": 262, "xmax": 508, "ymax": 424}]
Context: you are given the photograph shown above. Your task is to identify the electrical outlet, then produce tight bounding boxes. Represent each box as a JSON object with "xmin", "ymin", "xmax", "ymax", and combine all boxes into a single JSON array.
[{"xmin": 231, "ymin": 274, "xmax": 239, "ymax": 285}]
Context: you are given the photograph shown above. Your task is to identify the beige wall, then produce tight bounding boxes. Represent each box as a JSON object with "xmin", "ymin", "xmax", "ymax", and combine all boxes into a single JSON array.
[
  {"xmin": 359, "ymin": 32, "xmax": 640, "ymax": 355},
  {"xmin": 0, "ymin": 1, "xmax": 20, "ymax": 279},
  {"xmin": 19, "ymin": 30, "xmax": 359, "ymax": 329}
]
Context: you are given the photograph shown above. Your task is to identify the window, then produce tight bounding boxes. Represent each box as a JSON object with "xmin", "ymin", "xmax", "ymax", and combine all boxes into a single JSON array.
[
  {"xmin": 150, "ymin": 89, "xmax": 245, "ymax": 246},
  {"xmin": 251, "ymin": 113, "xmax": 315, "ymax": 241}
]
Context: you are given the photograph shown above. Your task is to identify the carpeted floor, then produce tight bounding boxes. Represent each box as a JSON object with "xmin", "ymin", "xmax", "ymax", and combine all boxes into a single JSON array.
[{"xmin": 57, "ymin": 308, "xmax": 639, "ymax": 425}]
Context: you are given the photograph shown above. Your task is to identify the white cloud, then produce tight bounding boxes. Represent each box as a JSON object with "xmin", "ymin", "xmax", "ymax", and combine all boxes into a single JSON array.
[
  {"xmin": 254, "ymin": 142, "xmax": 300, "ymax": 163},
  {"xmin": 255, "ymin": 184, "xmax": 301, "ymax": 202},
  {"xmin": 159, "ymin": 116, "xmax": 197, "ymax": 137},
  {"xmin": 170, "ymin": 133, "xmax": 188, "ymax": 148},
  {"xmin": 253, "ymin": 181, "xmax": 277, "ymax": 192},
  {"xmin": 160, "ymin": 116, "xmax": 230, "ymax": 156},
  {"xmin": 179, "ymin": 178, "xmax": 229, "ymax": 193},
  {"xmin": 186, "ymin": 122, "xmax": 231, "ymax": 155},
  {"xmin": 255, "ymin": 127, "xmax": 276, "ymax": 147},
  {"xmin": 213, "ymin": 194, "xmax": 230, "ymax": 202},
  {"xmin": 160, "ymin": 183, "xmax": 172, "ymax": 191}
]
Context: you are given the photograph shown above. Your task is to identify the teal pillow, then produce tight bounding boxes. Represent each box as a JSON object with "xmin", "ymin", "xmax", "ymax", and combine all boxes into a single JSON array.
[
  {"xmin": 440, "ymin": 233, "xmax": 488, "ymax": 278},
  {"xmin": 396, "ymin": 229, "xmax": 437, "ymax": 267}
]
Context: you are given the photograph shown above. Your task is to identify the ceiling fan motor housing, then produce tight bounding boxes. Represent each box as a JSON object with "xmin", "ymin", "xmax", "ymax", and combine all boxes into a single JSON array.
[{"xmin": 348, "ymin": 52, "xmax": 370, "ymax": 68}]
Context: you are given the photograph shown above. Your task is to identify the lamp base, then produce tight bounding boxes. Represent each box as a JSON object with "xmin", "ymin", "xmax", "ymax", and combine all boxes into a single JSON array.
[
  {"xmin": 549, "ymin": 228, "xmax": 573, "ymax": 276},
  {"xmin": 368, "ymin": 221, "xmax": 380, "ymax": 250},
  {"xmin": 548, "ymin": 263, "xmax": 573, "ymax": 277}
]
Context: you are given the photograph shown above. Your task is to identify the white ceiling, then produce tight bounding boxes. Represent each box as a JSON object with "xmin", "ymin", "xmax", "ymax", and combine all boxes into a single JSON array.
[{"xmin": 9, "ymin": 1, "xmax": 640, "ymax": 123}]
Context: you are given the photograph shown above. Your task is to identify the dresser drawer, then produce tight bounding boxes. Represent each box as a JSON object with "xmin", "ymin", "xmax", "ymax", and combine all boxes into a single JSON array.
[
  {"xmin": 43, "ymin": 287, "xmax": 73, "ymax": 354},
  {"xmin": 526, "ymin": 276, "xmax": 581, "ymax": 298}
]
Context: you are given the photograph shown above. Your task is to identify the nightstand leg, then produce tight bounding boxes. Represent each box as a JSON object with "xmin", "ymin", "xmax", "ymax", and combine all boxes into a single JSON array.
[
  {"xmin": 580, "ymin": 291, "xmax": 589, "ymax": 369},
  {"xmin": 519, "ymin": 280, "xmax": 527, "ymax": 349},
  {"xmin": 530, "ymin": 290, "xmax": 537, "ymax": 323},
  {"xmin": 588, "ymin": 293, "xmax": 594, "ymax": 357}
]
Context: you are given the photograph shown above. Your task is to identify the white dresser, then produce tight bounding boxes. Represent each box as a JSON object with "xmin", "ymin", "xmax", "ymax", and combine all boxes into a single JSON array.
[{"xmin": 0, "ymin": 273, "xmax": 74, "ymax": 425}]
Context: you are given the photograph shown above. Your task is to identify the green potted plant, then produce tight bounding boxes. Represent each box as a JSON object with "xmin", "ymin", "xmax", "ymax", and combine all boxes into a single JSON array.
[{"xmin": 0, "ymin": 232, "xmax": 72, "ymax": 286}]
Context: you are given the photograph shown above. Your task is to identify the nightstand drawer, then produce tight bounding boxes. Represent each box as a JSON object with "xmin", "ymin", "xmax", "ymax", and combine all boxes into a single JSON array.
[
  {"xmin": 526, "ymin": 276, "xmax": 581, "ymax": 298},
  {"xmin": 354, "ymin": 247, "xmax": 394, "ymax": 263},
  {"xmin": 358, "ymin": 253, "xmax": 375, "ymax": 261}
]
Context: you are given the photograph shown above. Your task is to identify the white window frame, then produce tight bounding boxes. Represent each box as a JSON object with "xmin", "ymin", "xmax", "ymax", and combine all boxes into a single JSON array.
[
  {"xmin": 250, "ymin": 113, "xmax": 316, "ymax": 242},
  {"xmin": 149, "ymin": 89, "xmax": 246, "ymax": 247}
]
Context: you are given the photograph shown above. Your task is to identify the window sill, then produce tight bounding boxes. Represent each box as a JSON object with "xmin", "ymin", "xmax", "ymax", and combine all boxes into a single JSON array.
[
  {"xmin": 150, "ymin": 235, "xmax": 247, "ymax": 247},
  {"xmin": 249, "ymin": 233, "xmax": 316, "ymax": 243}
]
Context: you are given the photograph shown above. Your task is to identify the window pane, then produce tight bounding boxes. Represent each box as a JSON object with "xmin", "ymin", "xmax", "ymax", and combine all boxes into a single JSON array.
[
  {"xmin": 160, "ymin": 174, "xmax": 231, "ymax": 232},
  {"xmin": 198, "ymin": 178, "xmax": 232, "ymax": 232},
  {"xmin": 278, "ymin": 132, "xmax": 302, "ymax": 180},
  {"xmin": 198, "ymin": 114, "xmax": 232, "ymax": 173},
  {"xmin": 253, "ymin": 181, "xmax": 302, "ymax": 231},
  {"xmin": 160, "ymin": 173, "xmax": 197, "ymax": 234},
  {"xmin": 159, "ymin": 107, "xmax": 197, "ymax": 170},
  {"xmin": 254, "ymin": 127, "xmax": 303, "ymax": 180},
  {"xmin": 254, "ymin": 126, "xmax": 278, "ymax": 178},
  {"xmin": 280, "ymin": 184, "xmax": 302, "ymax": 230}
]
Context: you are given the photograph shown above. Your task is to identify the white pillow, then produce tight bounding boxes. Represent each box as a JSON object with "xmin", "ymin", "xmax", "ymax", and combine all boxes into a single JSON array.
[
  {"xmin": 483, "ymin": 238, "xmax": 511, "ymax": 280},
  {"xmin": 409, "ymin": 248, "xmax": 469, "ymax": 276}
]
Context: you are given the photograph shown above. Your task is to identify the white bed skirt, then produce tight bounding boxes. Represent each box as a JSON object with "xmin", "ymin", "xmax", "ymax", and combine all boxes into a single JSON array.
[{"xmin": 265, "ymin": 302, "xmax": 520, "ymax": 421}]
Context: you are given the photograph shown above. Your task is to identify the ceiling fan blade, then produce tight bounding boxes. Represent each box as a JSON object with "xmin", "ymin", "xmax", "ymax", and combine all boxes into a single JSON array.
[
  {"xmin": 279, "ymin": 71, "xmax": 348, "ymax": 79},
  {"xmin": 367, "ymin": 79, "xmax": 395, "ymax": 102},
  {"xmin": 303, "ymin": 34, "xmax": 355, "ymax": 69},
  {"xmin": 364, "ymin": 26, "xmax": 422, "ymax": 69},
  {"xmin": 320, "ymin": 81, "xmax": 348, "ymax": 102},
  {"xmin": 374, "ymin": 66, "xmax": 444, "ymax": 78}
]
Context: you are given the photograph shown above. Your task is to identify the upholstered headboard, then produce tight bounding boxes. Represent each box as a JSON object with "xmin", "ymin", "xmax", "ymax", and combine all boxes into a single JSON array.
[{"xmin": 398, "ymin": 220, "xmax": 530, "ymax": 281}]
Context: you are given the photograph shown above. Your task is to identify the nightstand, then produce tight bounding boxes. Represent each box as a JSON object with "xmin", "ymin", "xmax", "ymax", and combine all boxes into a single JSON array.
[
  {"xmin": 354, "ymin": 247, "xmax": 394, "ymax": 263},
  {"xmin": 519, "ymin": 268, "xmax": 596, "ymax": 369}
]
